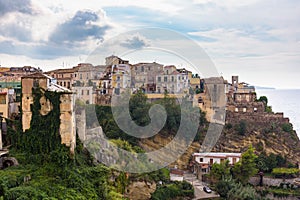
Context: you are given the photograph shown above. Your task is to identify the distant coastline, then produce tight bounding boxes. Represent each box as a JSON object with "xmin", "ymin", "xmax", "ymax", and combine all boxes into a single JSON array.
[{"xmin": 254, "ymin": 86, "xmax": 276, "ymax": 90}]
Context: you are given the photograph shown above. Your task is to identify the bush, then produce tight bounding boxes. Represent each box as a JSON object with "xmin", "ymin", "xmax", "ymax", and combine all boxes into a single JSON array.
[
  {"xmin": 281, "ymin": 123, "xmax": 293, "ymax": 133},
  {"xmin": 272, "ymin": 168, "xmax": 300, "ymax": 178},
  {"xmin": 225, "ymin": 123, "xmax": 233, "ymax": 129},
  {"xmin": 235, "ymin": 120, "xmax": 247, "ymax": 135},
  {"xmin": 151, "ymin": 181, "xmax": 194, "ymax": 200}
]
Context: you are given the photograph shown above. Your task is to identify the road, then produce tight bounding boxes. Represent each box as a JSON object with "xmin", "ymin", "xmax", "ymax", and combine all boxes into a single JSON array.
[{"xmin": 183, "ymin": 172, "xmax": 220, "ymax": 200}]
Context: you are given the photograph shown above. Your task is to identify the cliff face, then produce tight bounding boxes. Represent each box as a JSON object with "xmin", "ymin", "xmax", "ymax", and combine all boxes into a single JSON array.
[
  {"xmin": 214, "ymin": 111, "xmax": 300, "ymax": 164},
  {"xmin": 139, "ymin": 111, "xmax": 300, "ymax": 169}
]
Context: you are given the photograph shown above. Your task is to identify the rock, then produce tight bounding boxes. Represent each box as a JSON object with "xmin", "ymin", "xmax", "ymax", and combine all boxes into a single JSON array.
[{"xmin": 126, "ymin": 181, "xmax": 156, "ymax": 200}]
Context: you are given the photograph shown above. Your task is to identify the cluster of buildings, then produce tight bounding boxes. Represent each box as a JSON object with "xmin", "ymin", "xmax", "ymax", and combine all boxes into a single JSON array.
[
  {"xmin": 0, "ymin": 55, "xmax": 287, "ymax": 167},
  {"xmin": 43, "ymin": 55, "xmax": 202, "ymax": 105},
  {"xmin": 0, "ymin": 56, "xmax": 203, "ymax": 154}
]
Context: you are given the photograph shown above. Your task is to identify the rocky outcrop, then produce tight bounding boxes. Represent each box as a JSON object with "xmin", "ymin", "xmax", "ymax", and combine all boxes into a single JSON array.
[
  {"xmin": 215, "ymin": 111, "xmax": 300, "ymax": 164},
  {"xmin": 139, "ymin": 134, "xmax": 200, "ymax": 170},
  {"xmin": 140, "ymin": 111, "xmax": 300, "ymax": 169},
  {"xmin": 125, "ymin": 181, "xmax": 156, "ymax": 200}
]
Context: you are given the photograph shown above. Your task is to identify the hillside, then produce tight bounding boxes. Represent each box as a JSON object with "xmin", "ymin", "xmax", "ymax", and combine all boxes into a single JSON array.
[{"xmin": 139, "ymin": 111, "xmax": 300, "ymax": 170}]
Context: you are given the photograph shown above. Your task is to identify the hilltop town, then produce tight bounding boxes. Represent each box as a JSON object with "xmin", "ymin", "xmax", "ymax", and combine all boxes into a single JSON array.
[{"xmin": 0, "ymin": 55, "xmax": 299, "ymax": 199}]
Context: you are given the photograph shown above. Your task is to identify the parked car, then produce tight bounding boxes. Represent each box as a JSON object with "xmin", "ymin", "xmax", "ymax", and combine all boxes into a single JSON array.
[{"xmin": 203, "ymin": 186, "xmax": 212, "ymax": 193}]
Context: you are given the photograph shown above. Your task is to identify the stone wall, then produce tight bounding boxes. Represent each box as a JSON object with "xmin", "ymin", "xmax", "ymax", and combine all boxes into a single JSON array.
[{"xmin": 226, "ymin": 111, "xmax": 290, "ymax": 126}]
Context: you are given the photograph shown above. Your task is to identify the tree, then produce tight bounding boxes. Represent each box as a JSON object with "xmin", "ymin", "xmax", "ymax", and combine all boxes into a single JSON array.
[
  {"xmin": 232, "ymin": 145, "xmax": 258, "ymax": 184},
  {"xmin": 235, "ymin": 120, "xmax": 247, "ymax": 135},
  {"xmin": 210, "ymin": 160, "xmax": 230, "ymax": 183},
  {"xmin": 257, "ymin": 96, "xmax": 268, "ymax": 105},
  {"xmin": 129, "ymin": 89, "xmax": 151, "ymax": 126}
]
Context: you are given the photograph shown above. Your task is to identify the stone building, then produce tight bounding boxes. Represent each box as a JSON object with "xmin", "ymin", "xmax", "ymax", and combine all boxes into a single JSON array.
[
  {"xmin": 21, "ymin": 73, "xmax": 76, "ymax": 154},
  {"xmin": 155, "ymin": 65, "xmax": 189, "ymax": 94},
  {"xmin": 111, "ymin": 64, "xmax": 131, "ymax": 95},
  {"xmin": 105, "ymin": 55, "xmax": 129, "ymax": 65},
  {"xmin": 46, "ymin": 67, "xmax": 79, "ymax": 90},
  {"xmin": 131, "ymin": 62, "xmax": 163, "ymax": 92},
  {"xmin": 226, "ymin": 76, "xmax": 264, "ymax": 113}
]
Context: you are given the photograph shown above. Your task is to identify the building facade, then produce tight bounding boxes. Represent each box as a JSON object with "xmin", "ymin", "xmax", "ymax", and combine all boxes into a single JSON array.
[{"xmin": 21, "ymin": 73, "xmax": 76, "ymax": 154}]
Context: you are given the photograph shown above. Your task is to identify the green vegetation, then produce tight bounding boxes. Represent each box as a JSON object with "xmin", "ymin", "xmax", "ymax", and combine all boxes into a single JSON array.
[
  {"xmin": 86, "ymin": 89, "xmax": 207, "ymax": 146},
  {"xmin": 209, "ymin": 160, "xmax": 230, "ymax": 183},
  {"xmin": 215, "ymin": 177, "xmax": 267, "ymax": 200},
  {"xmin": 235, "ymin": 120, "xmax": 247, "ymax": 135},
  {"xmin": 3, "ymin": 88, "xmax": 199, "ymax": 199},
  {"xmin": 3, "ymin": 88, "xmax": 126, "ymax": 199},
  {"xmin": 232, "ymin": 145, "xmax": 258, "ymax": 184},
  {"xmin": 281, "ymin": 123, "xmax": 293, "ymax": 133},
  {"xmin": 257, "ymin": 96, "xmax": 273, "ymax": 113},
  {"xmin": 272, "ymin": 168, "xmax": 300, "ymax": 178},
  {"xmin": 8, "ymin": 88, "xmax": 66, "ymax": 155},
  {"xmin": 208, "ymin": 146, "xmax": 271, "ymax": 199},
  {"xmin": 257, "ymin": 96, "xmax": 268, "ymax": 105},
  {"xmin": 266, "ymin": 187, "xmax": 300, "ymax": 198},
  {"xmin": 256, "ymin": 153, "xmax": 287, "ymax": 172},
  {"xmin": 151, "ymin": 181, "xmax": 194, "ymax": 200}
]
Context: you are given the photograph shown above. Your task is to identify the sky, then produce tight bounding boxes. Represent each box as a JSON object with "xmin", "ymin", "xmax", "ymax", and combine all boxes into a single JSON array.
[{"xmin": 0, "ymin": 0, "xmax": 299, "ymax": 89}]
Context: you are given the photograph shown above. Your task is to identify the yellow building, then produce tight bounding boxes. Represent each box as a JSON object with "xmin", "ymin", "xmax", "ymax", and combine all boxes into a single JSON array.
[
  {"xmin": 0, "ymin": 89, "xmax": 9, "ymax": 118},
  {"xmin": 21, "ymin": 73, "xmax": 76, "ymax": 154}
]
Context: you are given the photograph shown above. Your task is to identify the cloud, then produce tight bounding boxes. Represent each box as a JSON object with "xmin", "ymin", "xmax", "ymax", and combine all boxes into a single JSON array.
[
  {"xmin": 0, "ymin": 23, "xmax": 32, "ymax": 42},
  {"xmin": 120, "ymin": 33, "xmax": 150, "ymax": 49},
  {"xmin": 49, "ymin": 10, "xmax": 110, "ymax": 46},
  {"xmin": 0, "ymin": 9, "xmax": 111, "ymax": 60},
  {"xmin": 0, "ymin": 40, "xmax": 81, "ymax": 60},
  {"xmin": 0, "ymin": 0, "xmax": 33, "ymax": 16}
]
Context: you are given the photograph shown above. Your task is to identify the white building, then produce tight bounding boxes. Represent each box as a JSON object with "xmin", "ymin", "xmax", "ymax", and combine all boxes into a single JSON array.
[
  {"xmin": 170, "ymin": 168, "xmax": 184, "ymax": 182},
  {"xmin": 192, "ymin": 152, "xmax": 241, "ymax": 174},
  {"xmin": 155, "ymin": 65, "xmax": 189, "ymax": 94}
]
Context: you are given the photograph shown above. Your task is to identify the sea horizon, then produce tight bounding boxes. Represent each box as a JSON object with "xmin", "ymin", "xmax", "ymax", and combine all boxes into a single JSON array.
[{"xmin": 256, "ymin": 88, "xmax": 300, "ymax": 139}]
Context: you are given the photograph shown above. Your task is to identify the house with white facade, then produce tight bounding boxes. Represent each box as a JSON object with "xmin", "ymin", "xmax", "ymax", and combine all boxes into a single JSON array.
[
  {"xmin": 192, "ymin": 152, "xmax": 241, "ymax": 178},
  {"xmin": 155, "ymin": 65, "xmax": 189, "ymax": 94}
]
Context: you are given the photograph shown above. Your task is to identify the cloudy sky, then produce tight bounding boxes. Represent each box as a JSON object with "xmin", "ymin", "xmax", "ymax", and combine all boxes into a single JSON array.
[{"xmin": 0, "ymin": 0, "xmax": 299, "ymax": 88}]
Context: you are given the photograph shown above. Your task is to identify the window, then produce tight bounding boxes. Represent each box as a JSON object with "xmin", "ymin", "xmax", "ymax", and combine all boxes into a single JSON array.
[
  {"xmin": 158, "ymin": 77, "xmax": 161, "ymax": 82},
  {"xmin": 0, "ymin": 95, "xmax": 6, "ymax": 104},
  {"xmin": 81, "ymin": 90, "xmax": 84, "ymax": 95},
  {"xmin": 164, "ymin": 77, "xmax": 167, "ymax": 82},
  {"xmin": 178, "ymin": 76, "xmax": 181, "ymax": 80},
  {"xmin": 166, "ymin": 70, "xmax": 169, "ymax": 74},
  {"xmin": 233, "ymin": 157, "xmax": 237, "ymax": 164},
  {"xmin": 117, "ymin": 76, "xmax": 120, "ymax": 81},
  {"xmin": 148, "ymin": 66, "xmax": 151, "ymax": 71},
  {"xmin": 243, "ymin": 108, "xmax": 247, "ymax": 112},
  {"xmin": 200, "ymin": 158, "xmax": 203, "ymax": 162},
  {"xmin": 141, "ymin": 66, "xmax": 144, "ymax": 72},
  {"xmin": 87, "ymin": 90, "xmax": 89, "ymax": 95},
  {"xmin": 80, "ymin": 74, "xmax": 82, "ymax": 79},
  {"xmin": 235, "ymin": 108, "xmax": 238, "ymax": 112},
  {"xmin": 86, "ymin": 73, "xmax": 89, "ymax": 79},
  {"xmin": 33, "ymin": 79, "xmax": 39, "ymax": 88},
  {"xmin": 171, "ymin": 76, "xmax": 174, "ymax": 82}
]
